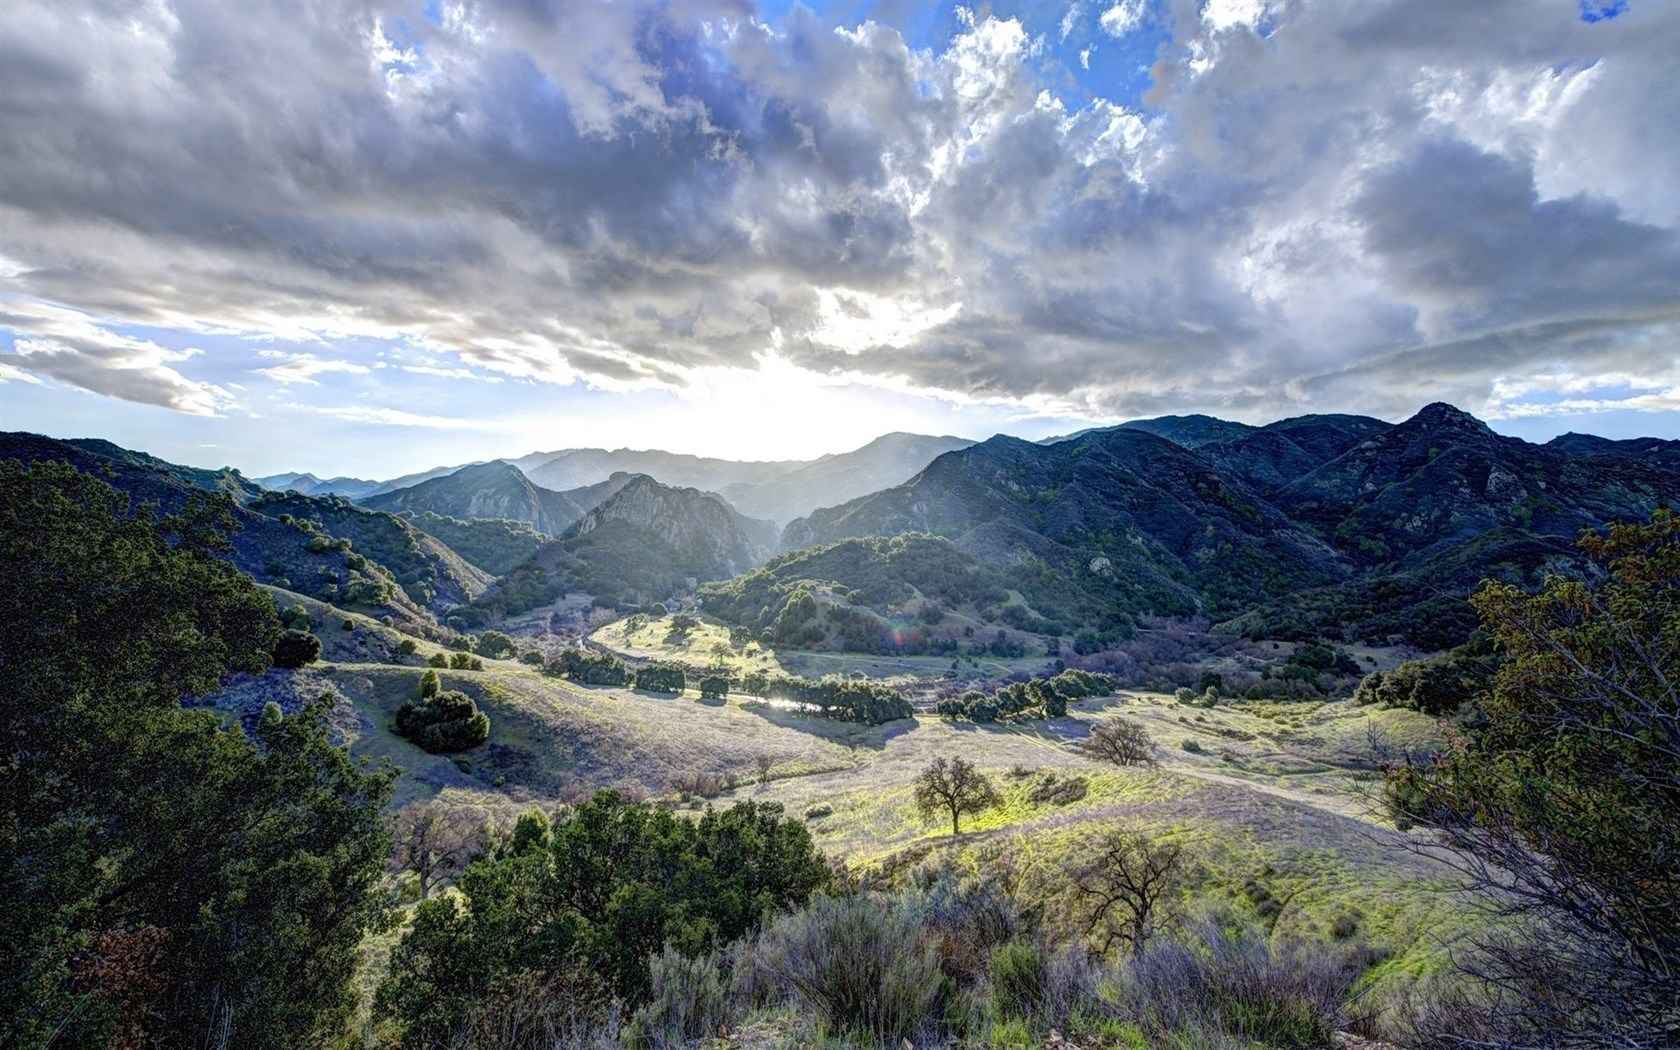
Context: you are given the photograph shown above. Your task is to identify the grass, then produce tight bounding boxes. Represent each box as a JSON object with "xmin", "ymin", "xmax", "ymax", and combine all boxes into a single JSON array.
[{"xmin": 591, "ymin": 613, "xmax": 1048, "ymax": 684}]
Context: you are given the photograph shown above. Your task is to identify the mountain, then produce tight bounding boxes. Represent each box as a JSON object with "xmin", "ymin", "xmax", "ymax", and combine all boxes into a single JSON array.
[
  {"xmin": 468, "ymin": 476, "xmax": 777, "ymax": 622},
  {"xmin": 776, "ymin": 427, "xmax": 1346, "ymax": 641},
  {"xmin": 1547, "ymin": 432, "xmax": 1680, "ymax": 469},
  {"xmin": 523, "ymin": 447, "xmax": 802, "ymax": 495},
  {"xmin": 721, "ymin": 433, "xmax": 976, "ymax": 523},
  {"xmin": 253, "ymin": 471, "xmax": 383, "ymax": 499},
  {"xmin": 393, "ymin": 511, "xmax": 545, "ymax": 576},
  {"xmin": 559, "ymin": 471, "xmax": 640, "ymax": 515},
  {"xmin": 363, "ymin": 461, "xmax": 588, "ymax": 536},
  {"xmin": 0, "ymin": 433, "xmax": 488, "ymax": 622},
  {"xmin": 749, "ymin": 404, "xmax": 1680, "ymax": 651}
]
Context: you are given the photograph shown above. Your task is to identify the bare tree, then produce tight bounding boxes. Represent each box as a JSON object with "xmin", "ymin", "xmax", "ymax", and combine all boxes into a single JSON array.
[
  {"xmin": 755, "ymin": 753, "xmax": 775, "ymax": 786},
  {"xmin": 1075, "ymin": 827, "xmax": 1185, "ymax": 958},
  {"xmin": 914, "ymin": 756, "xmax": 1000, "ymax": 836},
  {"xmin": 1082, "ymin": 717, "xmax": 1157, "ymax": 768},
  {"xmin": 390, "ymin": 803, "xmax": 480, "ymax": 899}
]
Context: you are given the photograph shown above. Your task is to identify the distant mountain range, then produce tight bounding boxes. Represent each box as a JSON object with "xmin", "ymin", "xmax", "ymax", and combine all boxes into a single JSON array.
[
  {"xmin": 12, "ymin": 404, "xmax": 1678, "ymax": 654},
  {"xmin": 750, "ymin": 404, "xmax": 1678, "ymax": 649},
  {"xmin": 253, "ymin": 432, "xmax": 974, "ymax": 526}
]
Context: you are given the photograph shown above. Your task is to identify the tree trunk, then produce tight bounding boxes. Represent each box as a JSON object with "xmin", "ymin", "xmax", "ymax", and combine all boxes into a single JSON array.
[{"xmin": 951, "ymin": 806, "xmax": 960, "ymax": 836}]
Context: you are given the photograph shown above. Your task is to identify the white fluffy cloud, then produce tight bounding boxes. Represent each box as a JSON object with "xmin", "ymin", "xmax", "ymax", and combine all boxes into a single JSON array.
[{"xmin": 0, "ymin": 0, "xmax": 1676, "ymax": 425}]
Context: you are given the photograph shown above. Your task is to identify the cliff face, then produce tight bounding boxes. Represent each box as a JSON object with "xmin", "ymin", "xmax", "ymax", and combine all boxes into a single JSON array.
[{"xmin": 570, "ymin": 475, "xmax": 777, "ymax": 578}]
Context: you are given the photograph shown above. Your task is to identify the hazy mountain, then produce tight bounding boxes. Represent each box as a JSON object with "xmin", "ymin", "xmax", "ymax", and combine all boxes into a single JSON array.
[
  {"xmin": 253, "ymin": 471, "xmax": 383, "ymax": 499},
  {"xmin": 363, "ymin": 461, "xmax": 588, "ymax": 536},
  {"xmin": 721, "ymin": 432, "xmax": 976, "ymax": 523},
  {"xmin": 559, "ymin": 471, "xmax": 641, "ymax": 515},
  {"xmin": 469, "ymin": 476, "xmax": 777, "ymax": 621},
  {"xmin": 1, "ymin": 433, "xmax": 488, "ymax": 621},
  {"xmin": 523, "ymin": 447, "xmax": 803, "ymax": 494},
  {"xmin": 1546, "ymin": 431, "xmax": 1680, "ymax": 469}
]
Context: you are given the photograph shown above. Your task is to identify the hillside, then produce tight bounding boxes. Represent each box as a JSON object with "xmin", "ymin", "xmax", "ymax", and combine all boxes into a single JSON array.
[
  {"xmin": 362, "ymin": 461, "xmax": 587, "ymax": 536},
  {"xmin": 762, "ymin": 404, "xmax": 1679, "ymax": 650},
  {"xmin": 0, "ymin": 432, "xmax": 484, "ymax": 624},
  {"xmin": 721, "ymin": 433, "xmax": 976, "ymax": 523},
  {"xmin": 466, "ymin": 475, "xmax": 777, "ymax": 622},
  {"xmin": 391, "ymin": 511, "xmax": 545, "ymax": 576},
  {"xmin": 780, "ymin": 427, "xmax": 1346, "ymax": 630}
]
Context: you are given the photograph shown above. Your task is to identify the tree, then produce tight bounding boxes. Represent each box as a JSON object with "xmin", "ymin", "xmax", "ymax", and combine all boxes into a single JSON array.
[
  {"xmin": 418, "ymin": 668, "xmax": 441, "ymax": 699},
  {"xmin": 1075, "ymin": 827, "xmax": 1185, "ymax": 958},
  {"xmin": 699, "ymin": 674, "xmax": 729, "ymax": 701},
  {"xmin": 377, "ymin": 793, "xmax": 830, "ymax": 1042},
  {"xmin": 392, "ymin": 804, "xmax": 481, "ymax": 900},
  {"xmin": 1384, "ymin": 512, "xmax": 1680, "ymax": 1047},
  {"xmin": 0, "ymin": 460, "xmax": 392, "ymax": 1050},
  {"xmin": 428, "ymin": 651, "xmax": 449, "ymax": 668},
  {"xmin": 474, "ymin": 629, "xmax": 516, "ymax": 659},
  {"xmin": 914, "ymin": 756, "xmax": 1000, "ymax": 836},
  {"xmin": 396, "ymin": 689, "xmax": 490, "ymax": 753},
  {"xmin": 1082, "ymin": 717, "xmax": 1156, "ymax": 767},
  {"xmin": 272, "ymin": 627, "xmax": 322, "ymax": 668}
]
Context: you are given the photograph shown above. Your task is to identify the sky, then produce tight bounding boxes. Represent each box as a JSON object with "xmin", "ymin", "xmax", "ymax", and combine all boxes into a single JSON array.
[{"xmin": 1, "ymin": 0, "xmax": 1678, "ymax": 479}]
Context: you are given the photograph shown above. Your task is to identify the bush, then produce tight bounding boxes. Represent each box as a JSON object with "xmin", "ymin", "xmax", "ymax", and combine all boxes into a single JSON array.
[
  {"xmin": 698, "ymin": 675, "xmax": 729, "ymax": 701},
  {"xmin": 990, "ymin": 941, "xmax": 1046, "ymax": 1021},
  {"xmin": 418, "ymin": 669, "xmax": 440, "ymax": 699},
  {"xmin": 627, "ymin": 946, "xmax": 730, "ymax": 1049},
  {"xmin": 474, "ymin": 630, "xmax": 516, "ymax": 659},
  {"xmin": 634, "ymin": 663, "xmax": 686, "ymax": 693},
  {"xmin": 395, "ymin": 690, "xmax": 490, "ymax": 753},
  {"xmin": 427, "ymin": 652, "xmax": 448, "ymax": 668},
  {"xmin": 272, "ymin": 629, "xmax": 321, "ymax": 668},
  {"xmin": 396, "ymin": 638, "xmax": 418, "ymax": 656},
  {"xmin": 1182, "ymin": 738, "xmax": 1203, "ymax": 754},
  {"xmin": 737, "ymin": 893, "xmax": 943, "ymax": 1044},
  {"xmin": 554, "ymin": 648, "xmax": 630, "ymax": 686}
]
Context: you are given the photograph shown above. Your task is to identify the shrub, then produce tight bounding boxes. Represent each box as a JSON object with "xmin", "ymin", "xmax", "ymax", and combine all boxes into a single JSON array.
[
  {"xmin": 635, "ymin": 663, "xmax": 685, "ymax": 693},
  {"xmin": 418, "ymin": 669, "xmax": 440, "ymax": 699},
  {"xmin": 395, "ymin": 690, "xmax": 490, "ymax": 753},
  {"xmin": 474, "ymin": 630, "xmax": 516, "ymax": 660},
  {"xmin": 518, "ymin": 650, "xmax": 545, "ymax": 666},
  {"xmin": 554, "ymin": 648, "xmax": 630, "ymax": 686},
  {"xmin": 737, "ymin": 893, "xmax": 942, "ymax": 1044},
  {"xmin": 698, "ymin": 675, "xmax": 729, "ymax": 701},
  {"xmin": 396, "ymin": 638, "xmax": 418, "ymax": 656},
  {"xmin": 628, "ymin": 947, "xmax": 730, "ymax": 1049},
  {"xmin": 427, "ymin": 652, "xmax": 448, "ymax": 668},
  {"xmin": 1182, "ymin": 738, "xmax": 1203, "ymax": 754},
  {"xmin": 990, "ymin": 941, "xmax": 1046, "ymax": 1021},
  {"xmin": 272, "ymin": 629, "xmax": 322, "ymax": 668}
]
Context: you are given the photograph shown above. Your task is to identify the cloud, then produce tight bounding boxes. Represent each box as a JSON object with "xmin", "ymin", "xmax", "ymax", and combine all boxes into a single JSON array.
[
  {"xmin": 0, "ymin": 0, "xmax": 1676, "ymax": 428},
  {"xmin": 0, "ymin": 300, "xmax": 231, "ymax": 414},
  {"xmin": 1099, "ymin": 0, "xmax": 1147, "ymax": 37},
  {"xmin": 257, "ymin": 353, "xmax": 374, "ymax": 385},
  {"xmin": 287, "ymin": 403, "xmax": 510, "ymax": 431}
]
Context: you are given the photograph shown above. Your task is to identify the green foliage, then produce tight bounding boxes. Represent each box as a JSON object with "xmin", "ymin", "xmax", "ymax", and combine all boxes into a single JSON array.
[
  {"xmin": 1353, "ymin": 632, "xmax": 1495, "ymax": 714},
  {"xmin": 376, "ymin": 792, "xmax": 830, "ymax": 1043},
  {"xmin": 474, "ymin": 629, "xmax": 516, "ymax": 659},
  {"xmin": 396, "ymin": 637, "xmax": 418, "ymax": 656},
  {"xmin": 396, "ymin": 689, "xmax": 491, "ymax": 752},
  {"xmin": 427, "ymin": 652, "xmax": 449, "ymax": 668},
  {"xmin": 990, "ymin": 941, "xmax": 1047, "ymax": 1021},
  {"xmin": 271, "ymin": 627, "xmax": 322, "ymax": 668},
  {"xmin": 418, "ymin": 668, "xmax": 441, "ymax": 699},
  {"xmin": 1384, "ymin": 512, "xmax": 1680, "ymax": 1041},
  {"xmin": 698, "ymin": 674, "xmax": 730, "ymax": 700},
  {"xmin": 938, "ymin": 669, "xmax": 1117, "ymax": 723},
  {"xmin": 760, "ymin": 673, "xmax": 914, "ymax": 725},
  {"xmin": 0, "ymin": 459, "xmax": 392, "ymax": 1050},
  {"xmin": 634, "ymin": 662, "xmax": 686, "ymax": 693},
  {"xmin": 552, "ymin": 647, "xmax": 630, "ymax": 686},
  {"xmin": 401, "ymin": 511, "xmax": 543, "ymax": 575}
]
